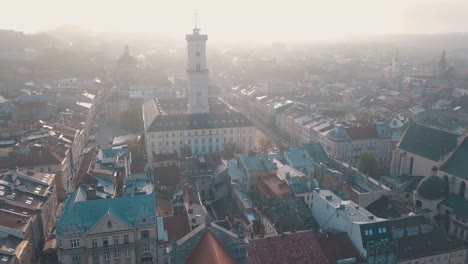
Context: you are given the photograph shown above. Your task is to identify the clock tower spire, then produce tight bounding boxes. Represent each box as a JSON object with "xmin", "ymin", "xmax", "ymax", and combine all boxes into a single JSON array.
[{"xmin": 186, "ymin": 26, "xmax": 209, "ymax": 114}]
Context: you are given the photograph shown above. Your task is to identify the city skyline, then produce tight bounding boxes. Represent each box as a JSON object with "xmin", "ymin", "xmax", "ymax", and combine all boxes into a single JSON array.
[{"xmin": 3, "ymin": 0, "xmax": 468, "ymax": 43}]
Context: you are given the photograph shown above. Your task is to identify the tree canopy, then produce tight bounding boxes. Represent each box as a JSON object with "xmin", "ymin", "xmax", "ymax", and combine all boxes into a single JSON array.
[
  {"xmin": 127, "ymin": 138, "xmax": 145, "ymax": 162},
  {"xmin": 359, "ymin": 150, "xmax": 379, "ymax": 179},
  {"xmin": 223, "ymin": 142, "xmax": 238, "ymax": 158},
  {"xmin": 179, "ymin": 145, "xmax": 192, "ymax": 158},
  {"xmin": 119, "ymin": 110, "xmax": 141, "ymax": 133}
]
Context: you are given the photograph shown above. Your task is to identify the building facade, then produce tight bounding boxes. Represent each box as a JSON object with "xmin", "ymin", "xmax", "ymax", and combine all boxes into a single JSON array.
[
  {"xmin": 143, "ymin": 28, "xmax": 255, "ymax": 164},
  {"xmin": 322, "ymin": 123, "xmax": 393, "ymax": 167},
  {"xmin": 56, "ymin": 193, "xmax": 157, "ymax": 264}
]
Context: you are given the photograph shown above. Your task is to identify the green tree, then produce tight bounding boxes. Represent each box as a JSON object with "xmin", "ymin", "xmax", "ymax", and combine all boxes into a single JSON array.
[
  {"xmin": 119, "ymin": 110, "xmax": 141, "ymax": 133},
  {"xmin": 179, "ymin": 144, "xmax": 192, "ymax": 158},
  {"xmin": 359, "ymin": 150, "xmax": 378, "ymax": 179},
  {"xmin": 223, "ymin": 142, "xmax": 238, "ymax": 158},
  {"xmin": 257, "ymin": 135, "xmax": 273, "ymax": 152},
  {"xmin": 127, "ymin": 138, "xmax": 145, "ymax": 162}
]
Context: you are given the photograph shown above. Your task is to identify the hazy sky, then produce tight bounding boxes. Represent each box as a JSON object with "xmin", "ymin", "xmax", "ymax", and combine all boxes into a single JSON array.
[{"xmin": 2, "ymin": 0, "xmax": 468, "ymax": 43}]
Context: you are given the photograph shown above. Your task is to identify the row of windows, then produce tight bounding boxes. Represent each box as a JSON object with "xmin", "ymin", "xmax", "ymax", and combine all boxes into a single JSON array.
[
  {"xmin": 72, "ymin": 249, "xmax": 132, "ymax": 263},
  {"xmin": 151, "ymin": 136, "xmax": 253, "ymax": 147},
  {"xmin": 150, "ymin": 128, "xmax": 253, "ymax": 138},
  {"xmin": 70, "ymin": 230, "xmax": 150, "ymax": 249}
]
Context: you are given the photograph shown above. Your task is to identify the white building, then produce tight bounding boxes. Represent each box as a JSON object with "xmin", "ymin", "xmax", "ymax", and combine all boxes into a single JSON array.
[
  {"xmin": 322, "ymin": 122, "xmax": 393, "ymax": 167},
  {"xmin": 312, "ymin": 188, "xmax": 395, "ymax": 262},
  {"xmin": 142, "ymin": 28, "xmax": 256, "ymax": 164}
]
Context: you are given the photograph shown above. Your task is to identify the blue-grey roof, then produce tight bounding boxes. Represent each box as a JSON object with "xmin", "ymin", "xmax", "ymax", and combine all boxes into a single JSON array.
[
  {"xmin": 226, "ymin": 159, "xmax": 247, "ymax": 183},
  {"xmin": 234, "ymin": 189, "xmax": 254, "ymax": 209},
  {"xmin": 440, "ymin": 138, "xmax": 468, "ymax": 180},
  {"xmin": 92, "ymin": 176, "xmax": 115, "ymax": 195},
  {"xmin": 399, "ymin": 122, "xmax": 458, "ymax": 161},
  {"xmin": 146, "ymin": 112, "xmax": 253, "ymax": 132},
  {"xmin": 56, "ymin": 192, "xmax": 156, "ymax": 237},
  {"xmin": 239, "ymin": 153, "xmax": 268, "ymax": 172},
  {"xmin": 303, "ymin": 143, "xmax": 331, "ymax": 165},
  {"xmin": 101, "ymin": 147, "xmax": 129, "ymax": 158},
  {"xmin": 287, "ymin": 177, "xmax": 315, "ymax": 194},
  {"xmin": 285, "ymin": 148, "xmax": 314, "ymax": 170}
]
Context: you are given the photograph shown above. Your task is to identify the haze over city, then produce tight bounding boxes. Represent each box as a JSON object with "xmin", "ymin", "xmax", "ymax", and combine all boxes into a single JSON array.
[
  {"xmin": 3, "ymin": 0, "xmax": 468, "ymax": 43},
  {"xmin": 1, "ymin": 1, "xmax": 468, "ymax": 264}
]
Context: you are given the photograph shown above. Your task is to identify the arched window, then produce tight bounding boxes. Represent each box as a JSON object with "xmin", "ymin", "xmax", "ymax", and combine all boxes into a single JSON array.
[
  {"xmin": 459, "ymin": 181, "xmax": 466, "ymax": 197},
  {"xmin": 416, "ymin": 200, "xmax": 422, "ymax": 208},
  {"xmin": 409, "ymin": 156, "xmax": 414, "ymax": 175}
]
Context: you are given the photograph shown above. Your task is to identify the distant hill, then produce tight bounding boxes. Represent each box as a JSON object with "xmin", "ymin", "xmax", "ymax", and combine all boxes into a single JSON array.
[{"xmin": 0, "ymin": 29, "xmax": 62, "ymax": 51}]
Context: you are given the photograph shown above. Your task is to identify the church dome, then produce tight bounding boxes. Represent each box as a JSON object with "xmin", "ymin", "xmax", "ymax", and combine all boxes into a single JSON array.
[{"xmin": 417, "ymin": 176, "xmax": 448, "ymax": 200}]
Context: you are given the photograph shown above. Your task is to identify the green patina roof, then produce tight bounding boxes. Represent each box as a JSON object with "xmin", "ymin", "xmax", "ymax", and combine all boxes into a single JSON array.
[
  {"xmin": 417, "ymin": 176, "xmax": 449, "ymax": 200},
  {"xmin": 440, "ymin": 138, "xmax": 468, "ymax": 180},
  {"xmin": 56, "ymin": 191, "xmax": 156, "ymax": 237},
  {"xmin": 303, "ymin": 143, "xmax": 331, "ymax": 165},
  {"xmin": 399, "ymin": 122, "xmax": 458, "ymax": 161},
  {"xmin": 441, "ymin": 195, "xmax": 468, "ymax": 219}
]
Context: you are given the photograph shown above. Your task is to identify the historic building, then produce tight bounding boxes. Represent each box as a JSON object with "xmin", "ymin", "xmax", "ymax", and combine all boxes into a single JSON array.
[
  {"xmin": 56, "ymin": 192, "xmax": 157, "ymax": 264},
  {"xmin": 143, "ymin": 28, "xmax": 255, "ymax": 164},
  {"xmin": 322, "ymin": 122, "xmax": 393, "ymax": 168}
]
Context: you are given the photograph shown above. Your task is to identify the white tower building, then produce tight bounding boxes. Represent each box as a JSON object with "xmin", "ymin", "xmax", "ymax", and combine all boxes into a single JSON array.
[{"xmin": 186, "ymin": 28, "xmax": 209, "ymax": 114}]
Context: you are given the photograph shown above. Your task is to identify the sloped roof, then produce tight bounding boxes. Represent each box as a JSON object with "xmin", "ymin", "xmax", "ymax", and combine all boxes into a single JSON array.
[
  {"xmin": 0, "ymin": 146, "xmax": 65, "ymax": 168},
  {"xmin": 440, "ymin": 137, "xmax": 468, "ymax": 180},
  {"xmin": 398, "ymin": 122, "xmax": 458, "ymax": 161},
  {"xmin": 389, "ymin": 215, "xmax": 466, "ymax": 262},
  {"xmin": 345, "ymin": 127, "xmax": 379, "ymax": 139},
  {"xmin": 248, "ymin": 231, "xmax": 329, "ymax": 264},
  {"xmin": 56, "ymin": 192, "xmax": 156, "ymax": 237},
  {"xmin": 174, "ymin": 221, "xmax": 247, "ymax": 264},
  {"xmin": 440, "ymin": 195, "xmax": 468, "ymax": 219},
  {"xmin": 258, "ymin": 174, "xmax": 293, "ymax": 198},
  {"xmin": 145, "ymin": 112, "xmax": 253, "ymax": 132},
  {"xmin": 317, "ymin": 232, "xmax": 364, "ymax": 264},
  {"xmin": 186, "ymin": 230, "xmax": 237, "ymax": 264},
  {"xmin": 366, "ymin": 195, "xmax": 412, "ymax": 219},
  {"xmin": 163, "ymin": 212, "xmax": 191, "ymax": 240}
]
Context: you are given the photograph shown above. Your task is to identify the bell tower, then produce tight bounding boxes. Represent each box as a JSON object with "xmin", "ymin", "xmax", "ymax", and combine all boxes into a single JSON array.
[{"xmin": 186, "ymin": 27, "xmax": 209, "ymax": 114}]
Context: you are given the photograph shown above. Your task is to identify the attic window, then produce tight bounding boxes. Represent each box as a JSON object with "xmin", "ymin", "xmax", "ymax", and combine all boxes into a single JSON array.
[{"xmin": 107, "ymin": 221, "xmax": 112, "ymax": 228}]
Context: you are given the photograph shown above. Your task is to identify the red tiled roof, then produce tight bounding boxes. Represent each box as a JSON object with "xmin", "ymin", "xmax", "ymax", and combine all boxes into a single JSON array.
[
  {"xmin": 258, "ymin": 174, "xmax": 293, "ymax": 198},
  {"xmin": 162, "ymin": 212, "xmax": 191, "ymax": 241},
  {"xmin": 317, "ymin": 232, "xmax": 364, "ymax": 264},
  {"xmin": 186, "ymin": 230, "xmax": 237, "ymax": 264},
  {"xmin": 248, "ymin": 231, "xmax": 329, "ymax": 264},
  {"xmin": 345, "ymin": 127, "xmax": 378, "ymax": 139},
  {"xmin": 156, "ymin": 195, "xmax": 173, "ymax": 217}
]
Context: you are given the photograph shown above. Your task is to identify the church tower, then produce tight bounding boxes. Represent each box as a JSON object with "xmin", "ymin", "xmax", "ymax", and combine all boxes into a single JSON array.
[
  {"xmin": 437, "ymin": 49, "xmax": 447, "ymax": 77},
  {"xmin": 391, "ymin": 51, "xmax": 400, "ymax": 75},
  {"xmin": 186, "ymin": 27, "xmax": 209, "ymax": 114}
]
